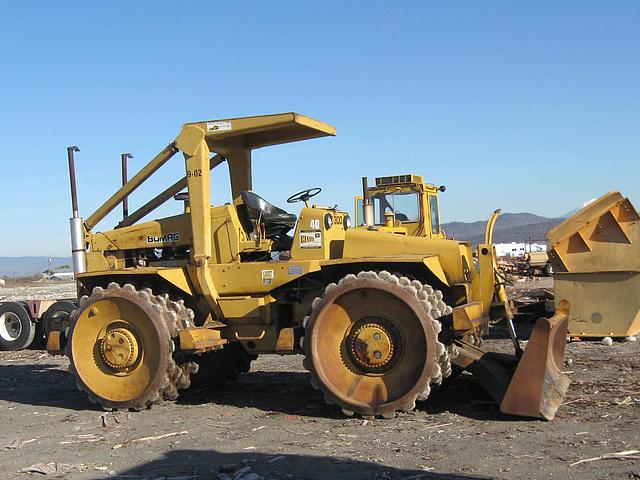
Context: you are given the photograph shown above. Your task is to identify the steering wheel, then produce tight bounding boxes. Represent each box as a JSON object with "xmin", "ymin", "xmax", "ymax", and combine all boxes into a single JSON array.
[{"xmin": 287, "ymin": 187, "xmax": 322, "ymax": 204}]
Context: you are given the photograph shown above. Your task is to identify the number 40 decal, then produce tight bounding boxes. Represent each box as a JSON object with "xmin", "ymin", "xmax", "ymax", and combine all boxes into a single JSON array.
[{"xmin": 310, "ymin": 219, "xmax": 320, "ymax": 229}]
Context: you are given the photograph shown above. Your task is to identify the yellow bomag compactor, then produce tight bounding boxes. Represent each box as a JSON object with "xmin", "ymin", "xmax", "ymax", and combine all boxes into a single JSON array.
[{"xmin": 51, "ymin": 113, "xmax": 570, "ymax": 419}]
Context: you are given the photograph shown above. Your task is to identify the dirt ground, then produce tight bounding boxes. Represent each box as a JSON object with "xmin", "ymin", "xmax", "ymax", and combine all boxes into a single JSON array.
[
  {"xmin": 0, "ymin": 281, "xmax": 76, "ymax": 302},
  {"xmin": 0, "ymin": 279, "xmax": 638, "ymax": 480}
]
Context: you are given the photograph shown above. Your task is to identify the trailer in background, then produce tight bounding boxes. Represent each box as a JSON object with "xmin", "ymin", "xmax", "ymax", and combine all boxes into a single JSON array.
[{"xmin": 0, "ymin": 299, "xmax": 76, "ymax": 351}]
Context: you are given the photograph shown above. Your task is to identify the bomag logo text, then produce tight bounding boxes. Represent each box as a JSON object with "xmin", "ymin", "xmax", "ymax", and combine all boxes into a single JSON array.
[{"xmin": 147, "ymin": 233, "xmax": 181, "ymax": 243}]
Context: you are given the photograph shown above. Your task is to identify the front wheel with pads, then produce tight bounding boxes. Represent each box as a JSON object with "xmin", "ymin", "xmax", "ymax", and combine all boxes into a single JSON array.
[{"xmin": 302, "ymin": 271, "xmax": 453, "ymax": 418}]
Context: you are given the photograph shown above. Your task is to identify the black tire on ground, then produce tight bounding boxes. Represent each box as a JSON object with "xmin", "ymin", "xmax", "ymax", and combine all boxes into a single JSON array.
[
  {"xmin": 42, "ymin": 300, "xmax": 76, "ymax": 338},
  {"xmin": 0, "ymin": 302, "xmax": 37, "ymax": 351}
]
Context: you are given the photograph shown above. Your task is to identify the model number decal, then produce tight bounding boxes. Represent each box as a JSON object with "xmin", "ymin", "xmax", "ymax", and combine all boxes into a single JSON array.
[
  {"xmin": 288, "ymin": 265, "xmax": 304, "ymax": 276},
  {"xmin": 186, "ymin": 169, "xmax": 202, "ymax": 178},
  {"xmin": 299, "ymin": 230, "xmax": 322, "ymax": 248},
  {"xmin": 147, "ymin": 232, "xmax": 181, "ymax": 243},
  {"xmin": 261, "ymin": 269, "xmax": 274, "ymax": 285},
  {"xmin": 310, "ymin": 219, "xmax": 320, "ymax": 229}
]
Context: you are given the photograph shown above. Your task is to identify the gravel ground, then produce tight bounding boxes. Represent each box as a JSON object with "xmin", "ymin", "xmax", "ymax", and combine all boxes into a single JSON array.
[
  {"xmin": 0, "ymin": 281, "xmax": 76, "ymax": 302},
  {"xmin": 0, "ymin": 279, "xmax": 638, "ymax": 480}
]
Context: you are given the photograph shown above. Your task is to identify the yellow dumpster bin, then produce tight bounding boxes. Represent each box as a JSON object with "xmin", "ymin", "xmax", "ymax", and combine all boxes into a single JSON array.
[{"xmin": 548, "ymin": 192, "xmax": 640, "ymax": 338}]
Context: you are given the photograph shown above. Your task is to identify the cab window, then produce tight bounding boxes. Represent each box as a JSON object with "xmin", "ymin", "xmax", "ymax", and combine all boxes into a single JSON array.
[
  {"xmin": 355, "ymin": 198, "xmax": 364, "ymax": 226},
  {"xmin": 372, "ymin": 192, "xmax": 419, "ymax": 224},
  {"xmin": 429, "ymin": 195, "xmax": 440, "ymax": 234}
]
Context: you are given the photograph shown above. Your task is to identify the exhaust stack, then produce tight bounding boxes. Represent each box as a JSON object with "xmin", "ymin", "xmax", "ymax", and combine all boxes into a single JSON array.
[
  {"xmin": 362, "ymin": 177, "xmax": 374, "ymax": 227},
  {"xmin": 121, "ymin": 153, "xmax": 133, "ymax": 220},
  {"xmin": 67, "ymin": 146, "xmax": 86, "ymax": 275}
]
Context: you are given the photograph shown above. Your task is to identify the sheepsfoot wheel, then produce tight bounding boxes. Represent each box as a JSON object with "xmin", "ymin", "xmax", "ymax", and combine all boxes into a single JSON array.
[
  {"xmin": 303, "ymin": 271, "xmax": 452, "ymax": 418},
  {"xmin": 68, "ymin": 283, "xmax": 197, "ymax": 410}
]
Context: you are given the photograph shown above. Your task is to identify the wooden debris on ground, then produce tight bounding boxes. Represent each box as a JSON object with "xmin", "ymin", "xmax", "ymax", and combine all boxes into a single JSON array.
[
  {"xmin": 570, "ymin": 449, "xmax": 640, "ymax": 467},
  {"xmin": 112, "ymin": 430, "xmax": 188, "ymax": 449}
]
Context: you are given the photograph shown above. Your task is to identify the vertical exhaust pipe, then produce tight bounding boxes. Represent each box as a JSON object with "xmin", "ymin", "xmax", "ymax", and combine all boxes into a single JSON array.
[
  {"xmin": 121, "ymin": 153, "xmax": 133, "ymax": 220},
  {"xmin": 67, "ymin": 146, "xmax": 86, "ymax": 275},
  {"xmin": 68, "ymin": 146, "xmax": 80, "ymax": 217},
  {"xmin": 362, "ymin": 177, "xmax": 374, "ymax": 227}
]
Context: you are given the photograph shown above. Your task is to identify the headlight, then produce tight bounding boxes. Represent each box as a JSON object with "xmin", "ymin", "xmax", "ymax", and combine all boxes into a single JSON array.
[
  {"xmin": 344, "ymin": 215, "xmax": 352, "ymax": 230},
  {"xmin": 324, "ymin": 213, "xmax": 333, "ymax": 229}
]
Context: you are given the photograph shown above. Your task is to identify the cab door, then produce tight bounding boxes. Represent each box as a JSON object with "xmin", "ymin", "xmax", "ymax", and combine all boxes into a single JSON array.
[{"xmin": 427, "ymin": 194, "xmax": 443, "ymax": 238}]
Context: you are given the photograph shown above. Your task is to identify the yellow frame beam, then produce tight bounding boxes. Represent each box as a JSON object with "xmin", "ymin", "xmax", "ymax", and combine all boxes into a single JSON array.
[{"xmin": 85, "ymin": 143, "xmax": 178, "ymax": 230}]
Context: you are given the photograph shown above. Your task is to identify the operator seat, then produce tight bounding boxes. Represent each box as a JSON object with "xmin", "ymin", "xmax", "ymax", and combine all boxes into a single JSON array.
[{"xmin": 237, "ymin": 191, "xmax": 297, "ymax": 249}]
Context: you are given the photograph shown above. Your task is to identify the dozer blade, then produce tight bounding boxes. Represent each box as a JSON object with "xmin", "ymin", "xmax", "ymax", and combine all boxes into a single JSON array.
[
  {"xmin": 453, "ymin": 300, "xmax": 570, "ymax": 420},
  {"xmin": 500, "ymin": 301, "xmax": 570, "ymax": 419}
]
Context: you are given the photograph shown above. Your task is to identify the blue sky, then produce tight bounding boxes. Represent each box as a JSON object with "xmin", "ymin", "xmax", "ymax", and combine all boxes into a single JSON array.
[{"xmin": 0, "ymin": 1, "xmax": 638, "ymax": 256}]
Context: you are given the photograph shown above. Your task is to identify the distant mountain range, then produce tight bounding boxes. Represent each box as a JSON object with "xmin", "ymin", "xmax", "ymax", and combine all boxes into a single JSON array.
[
  {"xmin": 0, "ymin": 257, "xmax": 73, "ymax": 277},
  {"xmin": 443, "ymin": 213, "xmax": 563, "ymax": 245}
]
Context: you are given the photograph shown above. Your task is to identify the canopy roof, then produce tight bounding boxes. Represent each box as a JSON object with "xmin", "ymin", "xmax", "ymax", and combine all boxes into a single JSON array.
[
  {"xmin": 184, "ymin": 112, "xmax": 336, "ymax": 151},
  {"xmin": 86, "ymin": 113, "xmax": 335, "ymax": 230}
]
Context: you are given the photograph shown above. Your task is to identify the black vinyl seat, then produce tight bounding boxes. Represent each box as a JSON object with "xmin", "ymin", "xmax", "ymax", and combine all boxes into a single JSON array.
[{"xmin": 238, "ymin": 191, "xmax": 297, "ymax": 243}]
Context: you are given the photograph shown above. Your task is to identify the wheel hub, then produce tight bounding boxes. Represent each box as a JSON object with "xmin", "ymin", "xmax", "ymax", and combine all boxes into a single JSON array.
[
  {"xmin": 0, "ymin": 312, "xmax": 22, "ymax": 340},
  {"xmin": 100, "ymin": 327, "xmax": 139, "ymax": 370},
  {"xmin": 349, "ymin": 322, "xmax": 395, "ymax": 370}
]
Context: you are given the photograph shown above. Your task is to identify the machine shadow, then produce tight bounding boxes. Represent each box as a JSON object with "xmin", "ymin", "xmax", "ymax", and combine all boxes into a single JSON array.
[
  {"xmin": 178, "ymin": 369, "xmax": 343, "ymax": 419},
  {"xmin": 418, "ymin": 375, "xmax": 521, "ymax": 422},
  {"xmin": 102, "ymin": 448, "xmax": 497, "ymax": 480},
  {"xmin": 0, "ymin": 362, "xmax": 99, "ymax": 411},
  {"xmin": 0, "ymin": 360, "xmax": 512, "ymax": 421},
  {"xmin": 179, "ymin": 369, "xmax": 513, "ymax": 422}
]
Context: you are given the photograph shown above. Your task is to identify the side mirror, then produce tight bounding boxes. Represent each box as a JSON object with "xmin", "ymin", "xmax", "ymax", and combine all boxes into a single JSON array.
[
  {"xmin": 438, "ymin": 185, "xmax": 446, "ymax": 192},
  {"xmin": 173, "ymin": 192, "xmax": 189, "ymax": 213}
]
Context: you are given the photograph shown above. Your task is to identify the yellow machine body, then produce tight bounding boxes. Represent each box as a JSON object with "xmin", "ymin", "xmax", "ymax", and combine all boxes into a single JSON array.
[
  {"xmin": 77, "ymin": 114, "xmax": 502, "ymax": 353},
  {"xmin": 59, "ymin": 112, "xmax": 568, "ymax": 419},
  {"xmin": 548, "ymin": 191, "xmax": 640, "ymax": 337}
]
